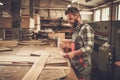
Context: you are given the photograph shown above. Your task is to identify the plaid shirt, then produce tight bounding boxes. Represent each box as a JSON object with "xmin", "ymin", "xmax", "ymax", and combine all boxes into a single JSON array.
[
  {"xmin": 71, "ymin": 23, "xmax": 94, "ymax": 79},
  {"xmin": 72, "ymin": 23, "xmax": 94, "ymax": 55}
]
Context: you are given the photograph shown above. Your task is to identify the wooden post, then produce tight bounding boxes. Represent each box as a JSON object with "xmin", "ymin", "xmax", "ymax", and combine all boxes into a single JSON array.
[
  {"xmin": 30, "ymin": 0, "xmax": 34, "ymax": 18},
  {"xmin": 29, "ymin": 0, "xmax": 35, "ymax": 29},
  {"xmin": 11, "ymin": 0, "xmax": 22, "ymax": 41},
  {"xmin": 35, "ymin": 0, "xmax": 40, "ymax": 14}
]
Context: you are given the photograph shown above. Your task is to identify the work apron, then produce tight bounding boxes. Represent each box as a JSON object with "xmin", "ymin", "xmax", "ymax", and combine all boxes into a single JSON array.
[{"xmin": 70, "ymin": 24, "xmax": 92, "ymax": 80}]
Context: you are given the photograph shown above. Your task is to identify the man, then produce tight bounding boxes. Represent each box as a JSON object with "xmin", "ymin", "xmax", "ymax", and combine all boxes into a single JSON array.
[{"xmin": 63, "ymin": 7, "xmax": 94, "ymax": 80}]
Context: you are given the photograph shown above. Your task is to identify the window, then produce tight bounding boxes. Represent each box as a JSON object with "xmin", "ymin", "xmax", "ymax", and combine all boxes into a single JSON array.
[
  {"xmin": 94, "ymin": 9, "xmax": 100, "ymax": 21},
  {"xmin": 101, "ymin": 7, "xmax": 110, "ymax": 21},
  {"xmin": 118, "ymin": 4, "xmax": 120, "ymax": 20}
]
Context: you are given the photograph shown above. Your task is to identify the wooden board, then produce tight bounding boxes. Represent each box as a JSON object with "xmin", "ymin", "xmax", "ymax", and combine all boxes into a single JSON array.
[
  {"xmin": 38, "ymin": 69, "xmax": 67, "ymax": 80},
  {"xmin": 0, "ymin": 62, "xmax": 33, "ymax": 66},
  {"xmin": 0, "ymin": 47, "xmax": 12, "ymax": 51},
  {"xmin": 0, "ymin": 56, "xmax": 67, "ymax": 65},
  {"xmin": 19, "ymin": 42, "xmax": 47, "ymax": 45},
  {"xmin": 22, "ymin": 54, "xmax": 49, "ymax": 80},
  {"xmin": 30, "ymin": 51, "xmax": 68, "ymax": 65},
  {"xmin": 0, "ymin": 40, "xmax": 18, "ymax": 47},
  {"xmin": 44, "ymin": 66, "xmax": 70, "ymax": 70},
  {"xmin": 0, "ymin": 56, "xmax": 38, "ymax": 62},
  {"xmin": 16, "ymin": 46, "xmax": 45, "ymax": 55}
]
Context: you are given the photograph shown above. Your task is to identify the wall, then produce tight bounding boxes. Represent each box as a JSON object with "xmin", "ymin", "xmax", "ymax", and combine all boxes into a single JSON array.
[
  {"xmin": 21, "ymin": 0, "xmax": 30, "ymax": 15},
  {"xmin": 38, "ymin": 0, "xmax": 93, "ymax": 21},
  {"xmin": 0, "ymin": 17, "xmax": 12, "ymax": 28}
]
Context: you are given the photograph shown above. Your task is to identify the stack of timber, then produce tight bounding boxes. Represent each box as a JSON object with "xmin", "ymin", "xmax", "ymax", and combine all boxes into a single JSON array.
[
  {"xmin": 0, "ymin": 47, "xmax": 12, "ymax": 52},
  {"xmin": 18, "ymin": 40, "xmax": 48, "ymax": 45},
  {"xmin": 0, "ymin": 40, "xmax": 18, "ymax": 47},
  {"xmin": 0, "ymin": 40, "xmax": 18, "ymax": 51}
]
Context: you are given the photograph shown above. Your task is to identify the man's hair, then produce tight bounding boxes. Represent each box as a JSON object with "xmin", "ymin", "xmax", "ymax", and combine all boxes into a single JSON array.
[
  {"xmin": 65, "ymin": 7, "xmax": 79, "ymax": 15},
  {"xmin": 65, "ymin": 7, "xmax": 81, "ymax": 18}
]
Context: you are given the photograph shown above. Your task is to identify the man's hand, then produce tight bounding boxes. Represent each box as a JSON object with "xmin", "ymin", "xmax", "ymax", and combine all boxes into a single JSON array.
[{"xmin": 63, "ymin": 52, "xmax": 75, "ymax": 59}]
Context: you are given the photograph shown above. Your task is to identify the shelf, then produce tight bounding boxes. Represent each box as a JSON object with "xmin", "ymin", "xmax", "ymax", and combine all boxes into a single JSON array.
[
  {"xmin": 41, "ymin": 24, "xmax": 57, "ymax": 27},
  {"xmin": 40, "ymin": 18, "xmax": 58, "ymax": 21},
  {"xmin": 40, "ymin": 18, "xmax": 72, "ymax": 39}
]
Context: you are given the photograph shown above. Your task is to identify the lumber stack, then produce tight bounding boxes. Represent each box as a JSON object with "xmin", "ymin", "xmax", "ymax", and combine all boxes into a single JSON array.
[
  {"xmin": 0, "ymin": 47, "xmax": 12, "ymax": 52},
  {"xmin": 0, "ymin": 40, "xmax": 18, "ymax": 47}
]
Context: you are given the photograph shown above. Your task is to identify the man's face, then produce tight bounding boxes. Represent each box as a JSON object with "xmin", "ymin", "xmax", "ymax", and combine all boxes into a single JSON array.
[{"xmin": 66, "ymin": 13, "xmax": 78, "ymax": 28}]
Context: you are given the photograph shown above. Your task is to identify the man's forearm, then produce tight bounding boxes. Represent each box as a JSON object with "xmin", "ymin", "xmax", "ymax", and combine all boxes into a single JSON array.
[{"xmin": 72, "ymin": 49, "xmax": 83, "ymax": 56}]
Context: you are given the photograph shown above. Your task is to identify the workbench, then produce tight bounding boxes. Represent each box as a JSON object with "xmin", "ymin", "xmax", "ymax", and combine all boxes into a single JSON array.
[{"xmin": 0, "ymin": 40, "xmax": 78, "ymax": 80}]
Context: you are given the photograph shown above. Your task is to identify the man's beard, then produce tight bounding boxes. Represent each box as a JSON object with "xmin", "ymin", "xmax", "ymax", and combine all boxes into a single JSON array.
[{"xmin": 73, "ymin": 18, "xmax": 78, "ymax": 29}]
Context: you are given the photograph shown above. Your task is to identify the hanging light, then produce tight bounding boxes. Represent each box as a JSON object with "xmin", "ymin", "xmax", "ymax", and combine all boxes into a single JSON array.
[
  {"xmin": 0, "ymin": 2, "xmax": 3, "ymax": 5},
  {"xmin": 71, "ymin": 0, "xmax": 78, "ymax": 3},
  {"xmin": 67, "ymin": 4, "xmax": 71, "ymax": 8}
]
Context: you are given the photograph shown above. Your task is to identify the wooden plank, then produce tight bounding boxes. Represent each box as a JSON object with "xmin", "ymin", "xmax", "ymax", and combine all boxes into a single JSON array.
[
  {"xmin": 22, "ymin": 54, "xmax": 49, "ymax": 80},
  {"xmin": 16, "ymin": 47, "xmax": 46, "ymax": 55},
  {"xmin": 0, "ymin": 40, "xmax": 18, "ymax": 47},
  {"xmin": 38, "ymin": 69, "xmax": 67, "ymax": 80},
  {"xmin": 0, "ymin": 56, "xmax": 67, "ymax": 65},
  {"xmin": 0, "ymin": 56, "xmax": 38, "ymax": 62},
  {"xmin": 0, "ymin": 61, "xmax": 67, "ymax": 66},
  {"xmin": 0, "ymin": 62, "xmax": 33, "ymax": 66},
  {"xmin": 47, "ymin": 57, "xmax": 67, "ymax": 65},
  {"xmin": 19, "ymin": 40, "xmax": 42, "ymax": 43},
  {"xmin": 0, "ymin": 62, "xmax": 69, "ymax": 70},
  {"xmin": 19, "ymin": 42, "xmax": 47, "ymax": 45},
  {"xmin": 0, "ymin": 47, "xmax": 12, "ymax": 51},
  {"xmin": 44, "ymin": 66, "xmax": 70, "ymax": 70}
]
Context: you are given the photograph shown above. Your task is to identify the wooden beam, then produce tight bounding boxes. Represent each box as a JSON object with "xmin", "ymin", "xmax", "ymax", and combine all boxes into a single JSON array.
[
  {"xmin": 0, "ymin": 40, "xmax": 18, "ymax": 47},
  {"xmin": 0, "ymin": 56, "xmax": 38, "ymax": 62},
  {"xmin": 0, "ymin": 47, "xmax": 12, "ymax": 51},
  {"xmin": 22, "ymin": 54, "xmax": 49, "ymax": 80},
  {"xmin": 11, "ymin": 0, "xmax": 22, "ymax": 40},
  {"xmin": 0, "ymin": 56, "xmax": 67, "ymax": 65},
  {"xmin": 0, "ymin": 62, "xmax": 33, "ymax": 66},
  {"xmin": 44, "ymin": 66, "xmax": 70, "ymax": 70}
]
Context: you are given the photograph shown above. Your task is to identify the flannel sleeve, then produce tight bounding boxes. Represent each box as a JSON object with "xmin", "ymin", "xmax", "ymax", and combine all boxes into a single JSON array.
[{"xmin": 80, "ymin": 24, "xmax": 94, "ymax": 54}]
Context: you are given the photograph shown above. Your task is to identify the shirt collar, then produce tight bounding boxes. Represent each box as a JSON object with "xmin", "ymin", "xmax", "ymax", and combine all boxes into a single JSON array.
[{"xmin": 74, "ymin": 23, "xmax": 85, "ymax": 31}]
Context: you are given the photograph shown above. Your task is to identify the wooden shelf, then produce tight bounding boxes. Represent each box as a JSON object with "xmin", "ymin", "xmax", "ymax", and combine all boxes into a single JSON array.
[
  {"xmin": 41, "ymin": 24, "xmax": 57, "ymax": 27},
  {"xmin": 40, "ymin": 18, "xmax": 72, "ymax": 39}
]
